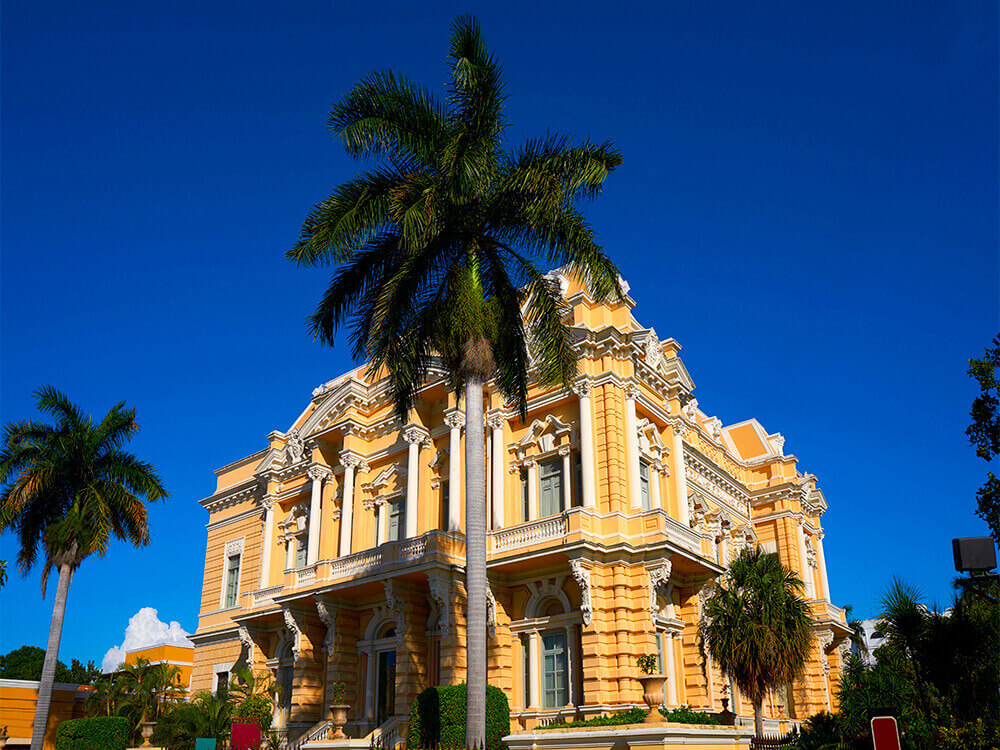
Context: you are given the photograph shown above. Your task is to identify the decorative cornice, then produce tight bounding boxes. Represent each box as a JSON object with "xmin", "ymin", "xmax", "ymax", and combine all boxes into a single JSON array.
[{"xmin": 307, "ymin": 464, "xmax": 334, "ymax": 482}]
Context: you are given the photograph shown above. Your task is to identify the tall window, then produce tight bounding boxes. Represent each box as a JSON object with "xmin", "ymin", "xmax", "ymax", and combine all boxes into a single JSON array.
[
  {"xmin": 541, "ymin": 630, "xmax": 568, "ymax": 708},
  {"xmin": 639, "ymin": 461, "xmax": 651, "ymax": 510},
  {"xmin": 574, "ymin": 452, "xmax": 583, "ymax": 507},
  {"xmin": 224, "ymin": 553, "xmax": 241, "ymax": 608},
  {"xmin": 215, "ymin": 669, "xmax": 229, "ymax": 697},
  {"xmin": 538, "ymin": 459, "xmax": 563, "ymax": 518},
  {"xmin": 522, "ymin": 635, "xmax": 530, "ymax": 707},
  {"xmin": 294, "ymin": 536, "xmax": 307, "ymax": 568},
  {"xmin": 388, "ymin": 499, "xmax": 404, "ymax": 542},
  {"xmin": 520, "ymin": 468, "xmax": 529, "ymax": 522},
  {"xmin": 440, "ymin": 481, "xmax": 449, "ymax": 530}
]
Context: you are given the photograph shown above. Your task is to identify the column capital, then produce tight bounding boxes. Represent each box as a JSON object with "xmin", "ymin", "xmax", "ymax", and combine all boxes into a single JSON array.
[
  {"xmin": 671, "ymin": 422, "xmax": 686, "ymax": 437},
  {"xmin": 340, "ymin": 451, "xmax": 369, "ymax": 472},
  {"xmin": 486, "ymin": 412, "xmax": 506, "ymax": 430},
  {"xmin": 444, "ymin": 411, "xmax": 466, "ymax": 430},
  {"xmin": 625, "ymin": 382, "xmax": 640, "ymax": 401},
  {"xmin": 522, "ymin": 456, "xmax": 537, "ymax": 468},
  {"xmin": 403, "ymin": 425, "xmax": 430, "ymax": 445},
  {"xmin": 307, "ymin": 463, "xmax": 333, "ymax": 482},
  {"xmin": 571, "ymin": 378, "xmax": 592, "ymax": 398},
  {"xmin": 557, "ymin": 445, "xmax": 572, "ymax": 457}
]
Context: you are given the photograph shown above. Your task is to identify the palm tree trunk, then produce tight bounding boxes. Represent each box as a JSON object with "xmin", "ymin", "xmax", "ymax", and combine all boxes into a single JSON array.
[
  {"xmin": 31, "ymin": 564, "xmax": 73, "ymax": 750},
  {"xmin": 464, "ymin": 375, "xmax": 487, "ymax": 748},
  {"xmin": 753, "ymin": 700, "xmax": 763, "ymax": 738}
]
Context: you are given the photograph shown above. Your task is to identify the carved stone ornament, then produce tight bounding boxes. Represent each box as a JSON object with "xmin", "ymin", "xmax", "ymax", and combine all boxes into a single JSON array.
[
  {"xmin": 427, "ymin": 571, "xmax": 453, "ymax": 639},
  {"xmin": 283, "ymin": 608, "xmax": 302, "ymax": 662},
  {"xmin": 571, "ymin": 379, "xmax": 591, "ymax": 398},
  {"xmin": 646, "ymin": 559, "xmax": 673, "ymax": 618},
  {"xmin": 225, "ymin": 538, "xmax": 244, "ymax": 557},
  {"xmin": 485, "ymin": 584, "xmax": 497, "ymax": 640},
  {"xmin": 316, "ymin": 599, "xmax": 338, "ymax": 652},
  {"xmin": 625, "ymin": 383, "xmax": 640, "ymax": 401},
  {"xmin": 682, "ymin": 398, "xmax": 699, "ymax": 421},
  {"xmin": 817, "ymin": 629, "xmax": 834, "ymax": 673},
  {"xmin": 284, "ymin": 430, "xmax": 305, "ymax": 465},
  {"xmin": 238, "ymin": 626, "xmax": 254, "ymax": 664},
  {"xmin": 837, "ymin": 640, "xmax": 852, "ymax": 666},
  {"xmin": 487, "ymin": 413, "xmax": 505, "ymax": 431},
  {"xmin": 403, "ymin": 426, "xmax": 430, "ymax": 446},
  {"xmin": 569, "ymin": 560, "xmax": 593, "ymax": 626},
  {"xmin": 384, "ymin": 580, "xmax": 406, "ymax": 646},
  {"xmin": 644, "ymin": 329, "xmax": 663, "ymax": 370},
  {"xmin": 307, "ymin": 464, "xmax": 331, "ymax": 482}
]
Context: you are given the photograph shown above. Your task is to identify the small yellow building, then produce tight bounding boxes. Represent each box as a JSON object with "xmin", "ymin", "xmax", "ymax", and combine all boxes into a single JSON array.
[
  {"xmin": 111, "ymin": 643, "xmax": 195, "ymax": 692},
  {"xmin": 0, "ymin": 680, "xmax": 89, "ymax": 750},
  {"xmin": 191, "ymin": 271, "xmax": 851, "ymax": 744}
]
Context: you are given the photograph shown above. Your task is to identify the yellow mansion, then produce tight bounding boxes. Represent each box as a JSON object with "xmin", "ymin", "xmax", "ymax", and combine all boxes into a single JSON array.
[{"xmin": 190, "ymin": 271, "xmax": 851, "ymax": 743}]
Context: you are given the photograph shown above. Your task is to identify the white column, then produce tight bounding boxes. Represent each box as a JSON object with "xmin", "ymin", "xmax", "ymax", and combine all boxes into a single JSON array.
[
  {"xmin": 259, "ymin": 500, "xmax": 274, "ymax": 588},
  {"xmin": 817, "ymin": 532, "xmax": 831, "ymax": 600},
  {"xmin": 671, "ymin": 424, "xmax": 690, "ymax": 526},
  {"xmin": 306, "ymin": 465, "xmax": 326, "ymax": 565},
  {"xmin": 284, "ymin": 537, "xmax": 293, "ymax": 570},
  {"xmin": 650, "ymin": 461, "xmax": 662, "ymax": 510},
  {"xmin": 574, "ymin": 381, "xmax": 597, "ymax": 509},
  {"xmin": 525, "ymin": 457, "xmax": 538, "ymax": 521},
  {"xmin": 403, "ymin": 427, "xmax": 427, "ymax": 539},
  {"xmin": 528, "ymin": 631, "xmax": 540, "ymax": 708},
  {"xmin": 338, "ymin": 456, "xmax": 358, "ymax": 556},
  {"xmin": 625, "ymin": 384, "xmax": 642, "ymax": 509},
  {"xmin": 489, "ymin": 415, "xmax": 505, "ymax": 529},
  {"xmin": 797, "ymin": 519, "xmax": 815, "ymax": 599},
  {"xmin": 560, "ymin": 446, "xmax": 572, "ymax": 511},
  {"xmin": 378, "ymin": 501, "xmax": 387, "ymax": 546},
  {"xmin": 445, "ymin": 413, "xmax": 464, "ymax": 532},
  {"xmin": 665, "ymin": 632, "xmax": 678, "ymax": 705}
]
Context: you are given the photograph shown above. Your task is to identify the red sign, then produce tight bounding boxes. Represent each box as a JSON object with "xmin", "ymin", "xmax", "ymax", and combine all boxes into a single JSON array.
[
  {"xmin": 231, "ymin": 720, "xmax": 262, "ymax": 750},
  {"xmin": 871, "ymin": 716, "xmax": 901, "ymax": 750}
]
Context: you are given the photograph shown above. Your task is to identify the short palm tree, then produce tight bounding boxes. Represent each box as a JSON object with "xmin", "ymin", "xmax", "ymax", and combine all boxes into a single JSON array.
[
  {"xmin": 700, "ymin": 548, "xmax": 813, "ymax": 736},
  {"xmin": 876, "ymin": 578, "xmax": 933, "ymax": 724},
  {"xmin": 119, "ymin": 657, "xmax": 184, "ymax": 732},
  {"xmin": 0, "ymin": 387, "xmax": 168, "ymax": 750},
  {"xmin": 288, "ymin": 15, "xmax": 622, "ymax": 745}
]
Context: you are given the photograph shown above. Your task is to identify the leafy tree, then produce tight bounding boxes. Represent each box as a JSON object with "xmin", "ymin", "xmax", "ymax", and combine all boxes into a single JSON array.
[
  {"xmin": 0, "ymin": 387, "xmax": 168, "ymax": 750},
  {"xmin": 0, "ymin": 646, "xmax": 99, "ymax": 684},
  {"xmin": 288, "ymin": 15, "xmax": 621, "ymax": 745},
  {"xmin": 875, "ymin": 579, "xmax": 935, "ymax": 725},
  {"xmin": 699, "ymin": 548, "xmax": 813, "ymax": 736},
  {"xmin": 966, "ymin": 334, "xmax": 1000, "ymax": 541}
]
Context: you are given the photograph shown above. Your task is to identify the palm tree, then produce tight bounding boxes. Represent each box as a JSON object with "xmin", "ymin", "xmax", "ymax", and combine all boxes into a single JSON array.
[
  {"xmin": 876, "ymin": 578, "xmax": 934, "ymax": 724},
  {"xmin": 700, "ymin": 548, "xmax": 813, "ymax": 736},
  {"xmin": 288, "ymin": 15, "xmax": 621, "ymax": 746},
  {"xmin": 119, "ymin": 657, "xmax": 184, "ymax": 734},
  {"xmin": 0, "ymin": 387, "xmax": 168, "ymax": 750},
  {"xmin": 842, "ymin": 604, "xmax": 868, "ymax": 659}
]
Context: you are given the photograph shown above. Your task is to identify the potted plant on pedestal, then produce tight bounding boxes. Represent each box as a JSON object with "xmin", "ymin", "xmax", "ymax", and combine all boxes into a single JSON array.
[
  {"xmin": 636, "ymin": 654, "xmax": 666, "ymax": 724},
  {"xmin": 327, "ymin": 682, "xmax": 349, "ymax": 740}
]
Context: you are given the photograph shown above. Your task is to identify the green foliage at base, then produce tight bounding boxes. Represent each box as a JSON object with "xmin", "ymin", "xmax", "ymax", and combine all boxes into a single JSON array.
[
  {"xmin": 539, "ymin": 705, "xmax": 717, "ymax": 731},
  {"xmin": 407, "ymin": 684, "xmax": 510, "ymax": 750},
  {"xmin": 152, "ymin": 691, "xmax": 232, "ymax": 750},
  {"xmin": 234, "ymin": 695, "xmax": 272, "ymax": 733},
  {"xmin": 658, "ymin": 705, "xmax": 718, "ymax": 725},
  {"xmin": 55, "ymin": 716, "xmax": 130, "ymax": 750}
]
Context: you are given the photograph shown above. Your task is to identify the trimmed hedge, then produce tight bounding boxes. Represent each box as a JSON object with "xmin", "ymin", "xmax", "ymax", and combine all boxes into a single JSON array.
[
  {"xmin": 55, "ymin": 717, "xmax": 130, "ymax": 750},
  {"xmin": 539, "ymin": 705, "xmax": 718, "ymax": 730},
  {"xmin": 408, "ymin": 684, "xmax": 509, "ymax": 750}
]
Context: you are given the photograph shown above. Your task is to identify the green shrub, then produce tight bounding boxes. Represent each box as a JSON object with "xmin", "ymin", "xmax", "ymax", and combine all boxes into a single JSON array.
[
  {"xmin": 658, "ymin": 705, "xmax": 718, "ymax": 725},
  {"xmin": 234, "ymin": 695, "xmax": 272, "ymax": 733},
  {"xmin": 539, "ymin": 708, "xmax": 646, "ymax": 730},
  {"xmin": 152, "ymin": 691, "xmax": 231, "ymax": 750},
  {"xmin": 408, "ymin": 684, "xmax": 509, "ymax": 750},
  {"xmin": 55, "ymin": 716, "xmax": 130, "ymax": 750}
]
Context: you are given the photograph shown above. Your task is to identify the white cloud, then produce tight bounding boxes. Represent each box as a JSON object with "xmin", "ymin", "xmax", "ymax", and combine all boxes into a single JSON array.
[{"xmin": 101, "ymin": 607, "xmax": 194, "ymax": 673}]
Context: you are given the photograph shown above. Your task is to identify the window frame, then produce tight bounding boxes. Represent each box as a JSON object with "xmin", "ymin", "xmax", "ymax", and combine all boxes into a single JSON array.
[{"xmin": 218, "ymin": 538, "xmax": 244, "ymax": 610}]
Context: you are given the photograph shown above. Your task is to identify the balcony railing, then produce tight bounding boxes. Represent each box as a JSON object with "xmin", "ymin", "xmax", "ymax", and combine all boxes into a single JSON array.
[
  {"xmin": 490, "ymin": 513, "xmax": 568, "ymax": 552},
  {"xmin": 252, "ymin": 584, "xmax": 283, "ymax": 608}
]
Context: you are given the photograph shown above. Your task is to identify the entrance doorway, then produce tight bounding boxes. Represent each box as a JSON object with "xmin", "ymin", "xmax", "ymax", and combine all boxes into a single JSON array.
[{"xmin": 376, "ymin": 649, "xmax": 396, "ymax": 723}]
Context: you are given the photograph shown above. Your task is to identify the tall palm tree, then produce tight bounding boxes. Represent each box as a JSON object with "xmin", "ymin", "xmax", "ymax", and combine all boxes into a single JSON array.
[
  {"xmin": 700, "ymin": 548, "xmax": 813, "ymax": 736},
  {"xmin": 0, "ymin": 387, "xmax": 168, "ymax": 750},
  {"xmin": 288, "ymin": 15, "xmax": 622, "ymax": 745}
]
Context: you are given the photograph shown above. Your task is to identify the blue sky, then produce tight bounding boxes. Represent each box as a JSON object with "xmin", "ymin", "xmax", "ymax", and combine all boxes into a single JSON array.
[{"xmin": 2, "ymin": 1, "xmax": 997, "ymax": 665}]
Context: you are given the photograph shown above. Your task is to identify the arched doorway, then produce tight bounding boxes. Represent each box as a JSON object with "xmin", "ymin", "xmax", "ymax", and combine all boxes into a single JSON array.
[{"xmin": 359, "ymin": 618, "xmax": 399, "ymax": 727}]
